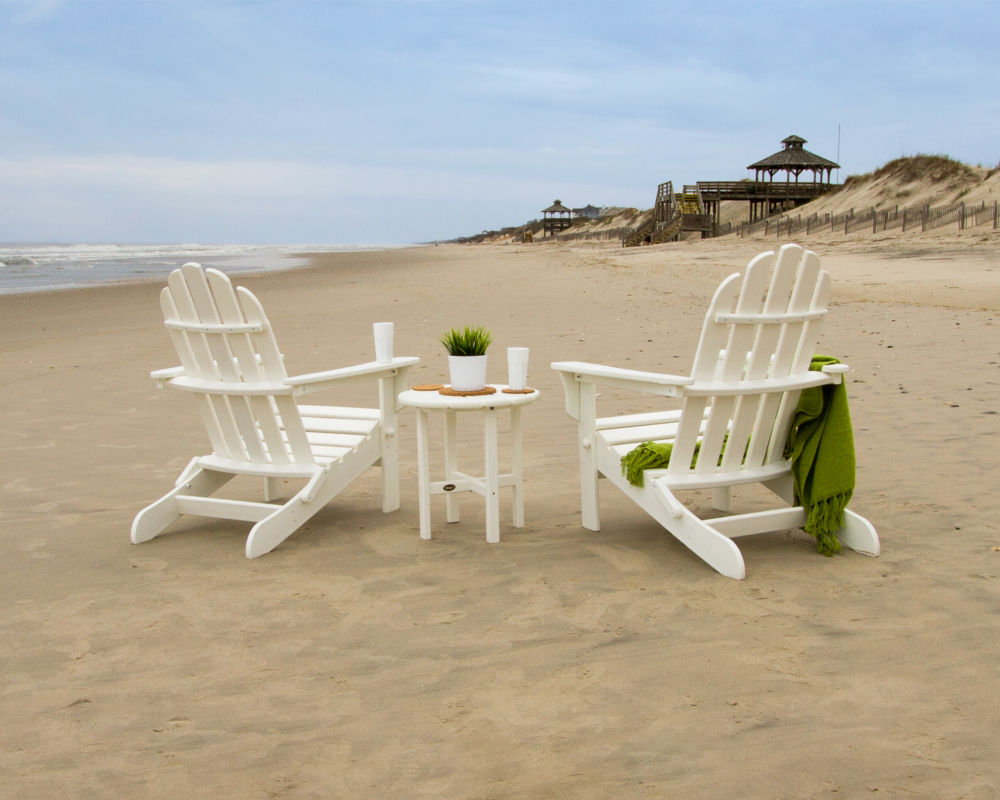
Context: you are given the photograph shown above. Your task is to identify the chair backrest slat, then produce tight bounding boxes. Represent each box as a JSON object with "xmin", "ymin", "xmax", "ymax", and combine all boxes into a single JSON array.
[
  {"xmin": 733, "ymin": 246, "xmax": 809, "ymax": 468},
  {"xmin": 201, "ymin": 268, "xmax": 279, "ymax": 463},
  {"xmin": 185, "ymin": 265, "xmax": 270, "ymax": 462},
  {"xmin": 159, "ymin": 263, "xmax": 315, "ymax": 467},
  {"xmin": 233, "ymin": 283, "xmax": 313, "ymax": 462},
  {"xmin": 763, "ymin": 258, "xmax": 830, "ymax": 463},
  {"xmin": 669, "ymin": 244, "xmax": 830, "ymax": 479},
  {"xmin": 699, "ymin": 249, "xmax": 779, "ymax": 474},
  {"xmin": 668, "ymin": 274, "xmax": 741, "ymax": 473},
  {"xmin": 163, "ymin": 271, "xmax": 218, "ymax": 381}
]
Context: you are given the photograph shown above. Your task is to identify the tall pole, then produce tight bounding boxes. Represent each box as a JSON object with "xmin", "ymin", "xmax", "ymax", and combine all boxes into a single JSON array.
[{"xmin": 836, "ymin": 123, "xmax": 841, "ymax": 184}]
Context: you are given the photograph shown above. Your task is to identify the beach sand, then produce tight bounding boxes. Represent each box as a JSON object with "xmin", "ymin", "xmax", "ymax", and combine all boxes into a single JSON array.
[{"xmin": 3, "ymin": 235, "xmax": 999, "ymax": 798}]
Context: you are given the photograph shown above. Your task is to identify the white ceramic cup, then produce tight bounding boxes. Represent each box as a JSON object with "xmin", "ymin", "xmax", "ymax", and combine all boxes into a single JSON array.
[
  {"xmin": 373, "ymin": 322, "xmax": 394, "ymax": 363},
  {"xmin": 506, "ymin": 347, "xmax": 529, "ymax": 390}
]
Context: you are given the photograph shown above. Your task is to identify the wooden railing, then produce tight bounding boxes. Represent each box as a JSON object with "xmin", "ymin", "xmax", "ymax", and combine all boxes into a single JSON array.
[
  {"xmin": 697, "ymin": 181, "xmax": 836, "ymax": 200},
  {"xmin": 622, "ymin": 182, "xmax": 682, "ymax": 245},
  {"xmin": 653, "ymin": 181, "xmax": 678, "ymax": 225}
]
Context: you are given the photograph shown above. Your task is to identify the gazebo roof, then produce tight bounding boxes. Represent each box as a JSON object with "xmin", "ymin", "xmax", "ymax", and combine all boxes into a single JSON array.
[
  {"xmin": 748, "ymin": 135, "xmax": 840, "ymax": 171},
  {"xmin": 543, "ymin": 199, "xmax": 571, "ymax": 213}
]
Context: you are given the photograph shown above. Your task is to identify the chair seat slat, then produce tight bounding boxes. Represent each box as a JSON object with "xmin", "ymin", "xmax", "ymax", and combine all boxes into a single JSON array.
[
  {"xmin": 596, "ymin": 409, "xmax": 683, "ymax": 430},
  {"xmin": 297, "ymin": 405, "xmax": 381, "ymax": 421},
  {"xmin": 306, "ymin": 432, "xmax": 367, "ymax": 450},
  {"xmin": 301, "ymin": 417, "xmax": 379, "ymax": 436}
]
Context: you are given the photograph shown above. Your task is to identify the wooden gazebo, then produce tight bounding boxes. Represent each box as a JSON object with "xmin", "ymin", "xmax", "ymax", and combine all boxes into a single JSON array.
[
  {"xmin": 743, "ymin": 135, "xmax": 840, "ymax": 220},
  {"xmin": 542, "ymin": 199, "xmax": 572, "ymax": 237},
  {"xmin": 748, "ymin": 135, "xmax": 839, "ymax": 185}
]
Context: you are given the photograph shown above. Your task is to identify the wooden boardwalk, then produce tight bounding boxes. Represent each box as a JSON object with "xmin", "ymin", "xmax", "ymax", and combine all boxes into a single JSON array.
[
  {"xmin": 696, "ymin": 180, "xmax": 835, "ymax": 222},
  {"xmin": 624, "ymin": 179, "xmax": 839, "ymax": 246}
]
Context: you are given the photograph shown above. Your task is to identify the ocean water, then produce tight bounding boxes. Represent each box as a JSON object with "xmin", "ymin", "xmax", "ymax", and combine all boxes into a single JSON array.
[{"xmin": 0, "ymin": 242, "xmax": 394, "ymax": 295}]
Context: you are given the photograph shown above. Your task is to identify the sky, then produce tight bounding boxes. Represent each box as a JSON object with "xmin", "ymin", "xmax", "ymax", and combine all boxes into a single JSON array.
[{"xmin": 1, "ymin": 0, "xmax": 998, "ymax": 245}]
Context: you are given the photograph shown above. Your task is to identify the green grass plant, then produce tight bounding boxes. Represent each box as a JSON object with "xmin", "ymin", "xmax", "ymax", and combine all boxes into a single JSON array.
[{"xmin": 440, "ymin": 325, "xmax": 492, "ymax": 356}]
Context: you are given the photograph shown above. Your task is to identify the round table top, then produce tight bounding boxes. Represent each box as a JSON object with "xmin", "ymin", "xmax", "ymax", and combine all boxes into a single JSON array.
[{"xmin": 399, "ymin": 384, "xmax": 540, "ymax": 411}]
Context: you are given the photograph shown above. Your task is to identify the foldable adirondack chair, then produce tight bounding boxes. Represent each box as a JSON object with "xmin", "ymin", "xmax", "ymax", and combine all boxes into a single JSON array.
[
  {"xmin": 131, "ymin": 263, "xmax": 419, "ymax": 558},
  {"xmin": 552, "ymin": 243, "xmax": 879, "ymax": 579}
]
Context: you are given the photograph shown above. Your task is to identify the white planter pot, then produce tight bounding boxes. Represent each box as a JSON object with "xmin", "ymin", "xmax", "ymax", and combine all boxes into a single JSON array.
[{"xmin": 448, "ymin": 355, "xmax": 488, "ymax": 391}]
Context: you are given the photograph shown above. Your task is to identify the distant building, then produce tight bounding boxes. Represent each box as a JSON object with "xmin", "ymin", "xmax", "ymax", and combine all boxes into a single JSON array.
[{"xmin": 572, "ymin": 204, "xmax": 603, "ymax": 220}]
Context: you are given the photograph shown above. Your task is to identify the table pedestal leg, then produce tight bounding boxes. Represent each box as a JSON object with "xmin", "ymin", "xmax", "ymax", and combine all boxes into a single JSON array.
[
  {"xmin": 415, "ymin": 409, "xmax": 432, "ymax": 540},
  {"xmin": 444, "ymin": 410, "xmax": 460, "ymax": 523},
  {"xmin": 511, "ymin": 405, "xmax": 524, "ymax": 528},
  {"xmin": 483, "ymin": 408, "xmax": 500, "ymax": 543}
]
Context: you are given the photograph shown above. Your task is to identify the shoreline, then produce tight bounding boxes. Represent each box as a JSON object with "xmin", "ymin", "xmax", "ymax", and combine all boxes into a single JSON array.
[
  {"xmin": 4, "ymin": 231, "xmax": 999, "ymax": 304},
  {"xmin": 0, "ymin": 243, "xmax": 423, "ymax": 297}
]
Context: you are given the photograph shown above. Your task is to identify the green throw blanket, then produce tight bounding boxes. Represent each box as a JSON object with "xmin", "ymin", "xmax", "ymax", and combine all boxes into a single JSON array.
[
  {"xmin": 620, "ymin": 355, "xmax": 854, "ymax": 556},
  {"xmin": 783, "ymin": 355, "xmax": 854, "ymax": 556},
  {"xmin": 620, "ymin": 437, "xmax": 723, "ymax": 489}
]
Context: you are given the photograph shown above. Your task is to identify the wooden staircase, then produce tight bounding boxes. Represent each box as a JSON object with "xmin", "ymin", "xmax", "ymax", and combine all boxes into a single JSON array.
[
  {"xmin": 677, "ymin": 191, "xmax": 701, "ymax": 215},
  {"xmin": 622, "ymin": 216, "xmax": 657, "ymax": 246},
  {"xmin": 623, "ymin": 182, "xmax": 714, "ymax": 246}
]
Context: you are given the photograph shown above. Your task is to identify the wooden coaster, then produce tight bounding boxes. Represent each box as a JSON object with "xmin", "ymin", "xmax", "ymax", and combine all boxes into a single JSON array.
[
  {"xmin": 412, "ymin": 384, "xmax": 445, "ymax": 391},
  {"xmin": 438, "ymin": 386, "xmax": 497, "ymax": 397},
  {"xmin": 502, "ymin": 387, "xmax": 536, "ymax": 394}
]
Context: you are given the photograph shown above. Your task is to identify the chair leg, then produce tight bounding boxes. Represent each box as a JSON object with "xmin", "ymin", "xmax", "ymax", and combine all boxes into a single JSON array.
[
  {"xmin": 580, "ymin": 449, "xmax": 600, "ymax": 531},
  {"xmin": 762, "ymin": 475, "xmax": 880, "ymax": 556},
  {"xmin": 379, "ymin": 377, "xmax": 400, "ymax": 513},
  {"xmin": 380, "ymin": 432, "xmax": 401, "ymax": 513},
  {"xmin": 837, "ymin": 509, "xmax": 880, "ymax": 556},
  {"xmin": 131, "ymin": 466, "xmax": 232, "ymax": 544},
  {"xmin": 711, "ymin": 486, "xmax": 731, "ymax": 512},
  {"xmin": 763, "ymin": 475, "xmax": 795, "ymax": 504},
  {"xmin": 578, "ymin": 383, "xmax": 601, "ymax": 531},
  {"xmin": 612, "ymin": 471, "xmax": 747, "ymax": 579},
  {"xmin": 245, "ymin": 453, "xmax": 367, "ymax": 558},
  {"xmin": 648, "ymin": 484, "xmax": 746, "ymax": 580},
  {"xmin": 264, "ymin": 477, "xmax": 284, "ymax": 502},
  {"xmin": 245, "ymin": 476, "xmax": 352, "ymax": 558},
  {"xmin": 245, "ymin": 497, "xmax": 309, "ymax": 558},
  {"xmin": 669, "ymin": 509, "xmax": 747, "ymax": 580}
]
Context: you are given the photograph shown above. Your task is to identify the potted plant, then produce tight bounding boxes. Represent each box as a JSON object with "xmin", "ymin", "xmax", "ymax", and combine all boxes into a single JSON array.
[{"xmin": 440, "ymin": 325, "xmax": 493, "ymax": 391}]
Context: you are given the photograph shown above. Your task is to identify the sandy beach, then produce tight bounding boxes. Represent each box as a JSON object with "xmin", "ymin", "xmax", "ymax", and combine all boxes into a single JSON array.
[{"xmin": 3, "ymin": 234, "xmax": 999, "ymax": 798}]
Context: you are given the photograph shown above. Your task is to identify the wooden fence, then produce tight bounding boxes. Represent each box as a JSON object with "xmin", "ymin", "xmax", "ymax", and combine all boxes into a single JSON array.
[
  {"xmin": 556, "ymin": 226, "xmax": 634, "ymax": 242},
  {"xmin": 737, "ymin": 199, "xmax": 1000, "ymax": 239}
]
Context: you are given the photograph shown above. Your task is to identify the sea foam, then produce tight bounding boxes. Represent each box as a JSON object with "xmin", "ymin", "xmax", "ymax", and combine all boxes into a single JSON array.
[{"xmin": 0, "ymin": 242, "xmax": 396, "ymax": 294}]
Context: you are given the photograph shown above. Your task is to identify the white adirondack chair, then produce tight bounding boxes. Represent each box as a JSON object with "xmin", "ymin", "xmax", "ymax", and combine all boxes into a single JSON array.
[
  {"xmin": 131, "ymin": 263, "xmax": 419, "ymax": 558},
  {"xmin": 551, "ymin": 244, "xmax": 879, "ymax": 579}
]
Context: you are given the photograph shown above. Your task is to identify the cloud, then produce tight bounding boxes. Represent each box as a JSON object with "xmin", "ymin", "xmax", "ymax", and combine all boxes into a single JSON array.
[
  {"xmin": 1, "ymin": 155, "xmax": 410, "ymax": 199},
  {"xmin": 0, "ymin": 152, "xmax": 639, "ymax": 204},
  {"xmin": 0, "ymin": 152, "xmax": 643, "ymax": 242}
]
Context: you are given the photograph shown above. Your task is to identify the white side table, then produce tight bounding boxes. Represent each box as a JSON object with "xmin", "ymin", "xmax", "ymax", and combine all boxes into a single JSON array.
[{"xmin": 398, "ymin": 385, "xmax": 541, "ymax": 543}]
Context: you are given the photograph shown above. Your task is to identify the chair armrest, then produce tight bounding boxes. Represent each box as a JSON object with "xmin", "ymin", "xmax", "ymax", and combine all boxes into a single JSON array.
[
  {"xmin": 551, "ymin": 361, "xmax": 693, "ymax": 395},
  {"xmin": 551, "ymin": 361, "xmax": 693, "ymax": 421},
  {"xmin": 150, "ymin": 366, "xmax": 185, "ymax": 388},
  {"xmin": 286, "ymin": 356, "xmax": 420, "ymax": 396},
  {"xmin": 150, "ymin": 353, "xmax": 281, "ymax": 388},
  {"xmin": 820, "ymin": 362, "xmax": 849, "ymax": 383}
]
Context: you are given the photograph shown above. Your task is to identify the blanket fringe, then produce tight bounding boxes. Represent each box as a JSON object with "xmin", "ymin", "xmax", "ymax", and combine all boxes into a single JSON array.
[{"xmin": 804, "ymin": 492, "xmax": 851, "ymax": 556}]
